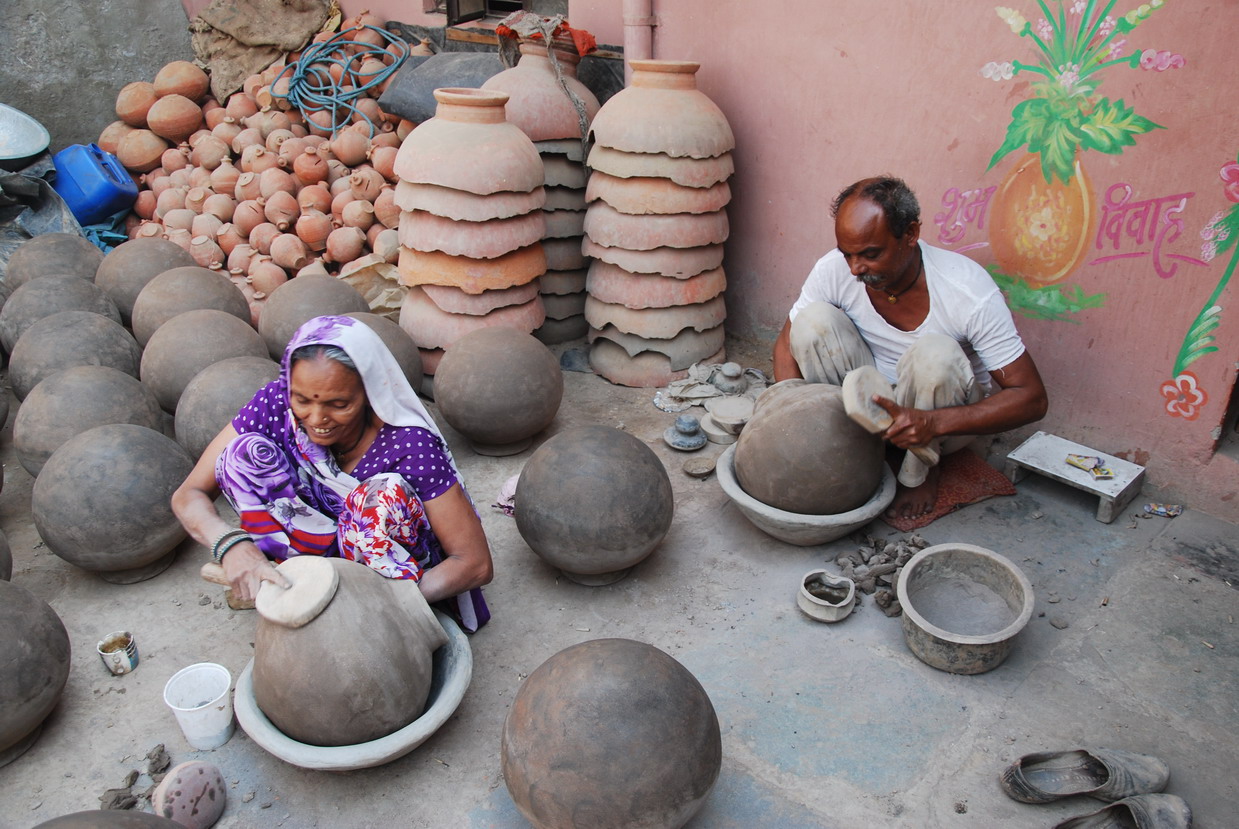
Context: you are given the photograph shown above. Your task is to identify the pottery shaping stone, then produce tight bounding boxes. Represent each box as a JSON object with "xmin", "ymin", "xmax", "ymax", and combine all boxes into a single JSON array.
[
  {"xmin": 256, "ymin": 556, "xmax": 339, "ymax": 628},
  {"xmin": 841, "ymin": 366, "xmax": 938, "ymax": 466}
]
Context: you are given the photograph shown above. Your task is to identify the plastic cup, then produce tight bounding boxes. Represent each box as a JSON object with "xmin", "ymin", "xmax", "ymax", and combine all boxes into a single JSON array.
[{"xmin": 163, "ymin": 663, "xmax": 235, "ymax": 750}]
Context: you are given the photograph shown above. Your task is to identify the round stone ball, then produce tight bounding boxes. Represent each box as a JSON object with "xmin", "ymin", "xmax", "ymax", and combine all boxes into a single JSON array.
[
  {"xmin": 345, "ymin": 311, "xmax": 423, "ymax": 394},
  {"xmin": 502, "ymin": 639, "xmax": 722, "ymax": 829},
  {"xmin": 515, "ymin": 426, "xmax": 673, "ymax": 583},
  {"xmin": 435, "ymin": 327, "xmax": 562, "ymax": 454},
  {"xmin": 0, "ymin": 579, "xmax": 70, "ymax": 768},
  {"xmin": 0, "ymin": 274, "xmax": 122, "ymax": 353},
  {"xmin": 734, "ymin": 381, "xmax": 883, "ymax": 515},
  {"xmin": 175, "ymin": 355, "xmax": 280, "ymax": 458},
  {"xmin": 15, "ymin": 366, "xmax": 164, "ymax": 477},
  {"xmin": 6, "ymin": 232, "xmax": 103, "ymax": 290},
  {"xmin": 9, "ymin": 310, "xmax": 141, "ymax": 400},
  {"xmin": 257, "ymin": 273, "xmax": 369, "ymax": 360},
  {"xmin": 95, "ymin": 237, "xmax": 196, "ymax": 325},
  {"xmin": 140, "ymin": 308, "xmax": 269, "ymax": 412},
  {"xmin": 33, "ymin": 424, "xmax": 192, "ymax": 579},
  {"xmin": 34, "ymin": 813, "xmax": 182, "ymax": 829},
  {"xmin": 131, "ymin": 265, "xmax": 251, "ymax": 347}
]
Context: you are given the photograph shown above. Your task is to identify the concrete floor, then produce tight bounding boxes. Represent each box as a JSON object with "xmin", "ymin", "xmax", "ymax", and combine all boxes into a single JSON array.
[{"xmin": 1, "ymin": 339, "xmax": 1237, "ymax": 829}]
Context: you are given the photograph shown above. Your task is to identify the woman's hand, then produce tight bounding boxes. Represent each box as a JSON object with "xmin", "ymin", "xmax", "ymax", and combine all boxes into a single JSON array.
[{"xmin": 221, "ymin": 541, "xmax": 290, "ymax": 603}]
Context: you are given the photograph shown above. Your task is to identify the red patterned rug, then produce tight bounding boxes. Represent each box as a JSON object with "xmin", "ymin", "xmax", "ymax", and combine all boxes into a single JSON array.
[{"xmin": 883, "ymin": 449, "xmax": 1017, "ymax": 532}]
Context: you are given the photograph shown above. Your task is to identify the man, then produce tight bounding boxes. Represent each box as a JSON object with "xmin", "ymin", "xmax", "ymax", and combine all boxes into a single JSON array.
[{"xmin": 772, "ymin": 176, "xmax": 1048, "ymax": 520}]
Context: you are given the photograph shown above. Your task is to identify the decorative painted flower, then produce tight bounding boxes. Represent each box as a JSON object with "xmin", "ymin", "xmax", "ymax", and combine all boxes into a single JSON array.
[
  {"xmin": 1028, "ymin": 206, "xmax": 1059, "ymax": 241},
  {"xmin": 1160, "ymin": 373, "xmax": 1207, "ymax": 420},
  {"xmin": 981, "ymin": 60, "xmax": 1016, "ymax": 80},
  {"xmin": 1140, "ymin": 49, "xmax": 1185, "ymax": 71},
  {"xmin": 1220, "ymin": 161, "xmax": 1239, "ymax": 203}
]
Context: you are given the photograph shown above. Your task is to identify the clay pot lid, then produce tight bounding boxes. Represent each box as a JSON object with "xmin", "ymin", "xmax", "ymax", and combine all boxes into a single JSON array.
[{"xmin": 256, "ymin": 556, "xmax": 339, "ymax": 628}]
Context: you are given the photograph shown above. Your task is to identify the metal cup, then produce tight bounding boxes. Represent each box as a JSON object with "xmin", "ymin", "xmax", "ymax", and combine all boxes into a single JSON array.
[{"xmin": 97, "ymin": 631, "xmax": 139, "ymax": 675}]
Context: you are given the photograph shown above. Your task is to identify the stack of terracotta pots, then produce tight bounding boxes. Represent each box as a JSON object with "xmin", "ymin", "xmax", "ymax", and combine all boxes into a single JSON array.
[
  {"xmin": 483, "ymin": 42, "xmax": 600, "ymax": 343},
  {"xmin": 393, "ymin": 88, "xmax": 547, "ymax": 385},
  {"xmin": 583, "ymin": 60, "xmax": 734, "ymax": 387}
]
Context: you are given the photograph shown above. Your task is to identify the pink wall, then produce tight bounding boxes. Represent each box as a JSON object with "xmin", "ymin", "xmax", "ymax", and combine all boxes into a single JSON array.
[{"xmin": 572, "ymin": 0, "xmax": 1239, "ymax": 519}]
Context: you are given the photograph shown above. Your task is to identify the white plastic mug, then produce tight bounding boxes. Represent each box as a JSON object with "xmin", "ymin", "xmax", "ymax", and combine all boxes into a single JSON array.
[{"xmin": 163, "ymin": 662, "xmax": 235, "ymax": 750}]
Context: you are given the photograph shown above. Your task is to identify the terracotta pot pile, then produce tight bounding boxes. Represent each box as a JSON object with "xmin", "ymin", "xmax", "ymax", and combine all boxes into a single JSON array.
[
  {"xmin": 99, "ymin": 22, "xmax": 428, "ymax": 327},
  {"xmin": 482, "ymin": 42, "xmax": 600, "ymax": 344},
  {"xmin": 582, "ymin": 60, "xmax": 735, "ymax": 387},
  {"xmin": 393, "ymin": 88, "xmax": 548, "ymax": 382}
]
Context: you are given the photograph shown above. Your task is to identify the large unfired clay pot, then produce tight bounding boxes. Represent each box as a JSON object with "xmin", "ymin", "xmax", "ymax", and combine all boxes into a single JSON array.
[
  {"xmin": 393, "ymin": 181, "xmax": 546, "ymax": 222},
  {"xmin": 583, "ymin": 201, "xmax": 729, "ymax": 251},
  {"xmin": 33, "ymin": 813, "xmax": 181, "ymax": 828},
  {"xmin": 587, "ymin": 145, "xmax": 734, "ymax": 189},
  {"xmin": 8, "ymin": 310, "xmax": 141, "ymax": 400},
  {"xmin": 502, "ymin": 638, "xmax": 721, "ymax": 829},
  {"xmin": 398, "ymin": 245, "xmax": 547, "ymax": 294},
  {"xmin": 481, "ymin": 43, "xmax": 601, "ymax": 141},
  {"xmin": 257, "ymin": 273, "xmax": 369, "ymax": 359},
  {"xmin": 515, "ymin": 426, "xmax": 673, "ymax": 584},
  {"xmin": 95, "ymin": 238, "xmax": 196, "ymax": 324},
  {"xmin": 0, "ymin": 579, "xmax": 70, "ymax": 768},
  {"xmin": 398, "ymin": 209, "xmax": 546, "ymax": 258},
  {"xmin": 434, "ymin": 327, "xmax": 563, "ymax": 455},
  {"xmin": 587, "ymin": 172, "xmax": 731, "ymax": 216},
  {"xmin": 141, "ymin": 308, "xmax": 269, "ymax": 412},
  {"xmin": 588, "ymin": 337, "xmax": 725, "ymax": 389},
  {"xmin": 584, "ymin": 295, "xmax": 726, "ymax": 340},
  {"xmin": 175, "ymin": 355, "xmax": 280, "ymax": 458},
  {"xmin": 344, "ymin": 312, "xmax": 424, "ymax": 395},
  {"xmin": 252, "ymin": 557, "xmax": 449, "ymax": 747},
  {"xmin": 32, "ymin": 424, "xmax": 192, "ymax": 581},
  {"xmin": 582, "ymin": 238, "xmax": 723, "ymax": 278},
  {"xmin": 0, "ymin": 275, "xmax": 121, "ymax": 352},
  {"xmin": 131, "ymin": 265, "xmax": 251, "ymax": 346},
  {"xmin": 399, "ymin": 286, "xmax": 545, "ymax": 351},
  {"xmin": 734, "ymin": 381, "xmax": 883, "ymax": 515},
  {"xmin": 587, "ymin": 262, "xmax": 725, "ymax": 309},
  {"xmin": 5, "ymin": 232, "xmax": 103, "ymax": 290},
  {"xmin": 15, "ymin": 365, "xmax": 164, "ymax": 477}
]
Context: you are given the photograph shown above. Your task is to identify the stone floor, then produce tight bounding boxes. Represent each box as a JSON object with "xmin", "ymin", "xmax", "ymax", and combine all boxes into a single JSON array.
[{"xmin": 1, "ymin": 337, "xmax": 1236, "ymax": 828}]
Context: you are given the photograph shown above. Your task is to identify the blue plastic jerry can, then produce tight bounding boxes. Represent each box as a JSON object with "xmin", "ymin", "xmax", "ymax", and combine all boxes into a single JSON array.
[{"xmin": 51, "ymin": 143, "xmax": 139, "ymax": 226}]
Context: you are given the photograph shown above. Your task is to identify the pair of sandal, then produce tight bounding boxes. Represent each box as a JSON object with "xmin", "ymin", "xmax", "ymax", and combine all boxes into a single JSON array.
[{"xmin": 1001, "ymin": 748, "xmax": 1192, "ymax": 828}]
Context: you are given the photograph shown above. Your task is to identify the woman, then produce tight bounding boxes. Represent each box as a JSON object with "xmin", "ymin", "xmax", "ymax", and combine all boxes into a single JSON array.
[{"xmin": 172, "ymin": 315, "xmax": 492, "ymax": 632}]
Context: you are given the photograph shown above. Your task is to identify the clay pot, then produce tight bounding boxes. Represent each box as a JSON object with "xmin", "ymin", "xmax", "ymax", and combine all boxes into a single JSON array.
[
  {"xmin": 95, "ymin": 238, "xmax": 196, "ymax": 324},
  {"xmin": 434, "ymin": 327, "xmax": 562, "ymax": 455},
  {"xmin": 253, "ymin": 557, "xmax": 449, "ymax": 746},
  {"xmin": 341, "ymin": 199, "xmax": 376, "ymax": 231},
  {"xmin": 117, "ymin": 129, "xmax": 168, "ymax": 173},
  {"xmin": 590, "ymin": 323, "xmax": 724, "ymax": 370},
  {"xmin": 116, "ymin": 81, "xmax": 158, "ymax": 127},
  {"xmin": 533, "ymin": 314, "xmax": 589, "ymax": 345},
  {"xmin": 131, "ymin": 265, "xmax": 251, "ymax": 347},
  {"xmin": 587, "ymin": 261, "xmax": 725, "ymax": 309},
  {"xmin": 541, "ymin": 292, "xmax": 586, "ymax": 321},
  {"xmin": 588, "ymin": 335, "xmax": 725, "ymax": 389},
  {"xmin": 543, "ymin": 185, "xmax": 587, "ymax": 211},
  {"xmin": 270, "ymin": 233, "xmax": 310, "ymax": 271},
  {"xmin": 586, "ymin": 202, "xmax": 728, "ymax": 251},
  {"xmin": 343, "ymin": 312, "xmax": 424, "ymax": 394},
  {"xmin": 175, "ymin": 355, "xmax": 280, "ymax": 458},
  {"xmin": 152, "ymin": 762, "xmax": 227, "ymax": 828},
  {"xmin": 202, "ymin": 192, "xmax": 236, "ymax": 223},
  {"xmin": 590, "ymin": 60, "xmax": 735, "ymax": 159},
  {"xmin": 397, "ymin": 244, "xmax": 547, "ymax": 294},
  {"xmin": 348, "ymin": 167, "xmax": 385, "ymax": 203},
  {"xmin": 393, "ymin": 181, "xmax": 546, "ymax": 222},
  {"xmin": 502, "ymin": 639, "xmax": 720, "ymax": 828},
  {"xmin": 189, "ymin": 235, "xmax": 225, "ymax": 270},
  {"xmin": 421, "ymin": 281, "xmax": 540, "ymax": 316},
  {"xmin": 141, "ymin": 308, "xmax": 269, "ymax": 411},
  {"xmin": 0, "ymin": 275, "xmax": 122, "ymax": 352},
  {"xmin": 293, "ymin": 146, "xmax": 328, "ymax": 185},
  {"xmin": 248, "ymin": 223, "xmax": 280, "ymax": 256},
  {"xmin": 734, "ymin": 381, "xmax": 883, "ymax": 515},
  {"xmin": 539, "ymin": 269, "xmax": 587, "ymax": 295},
  {"xmin": 480, "ymin": 43, "xmax": 601, "ymax": 141},
  {"xmin": 393, "ymin": 88, "xmax": 544, "ymax": 196},
  {"xmin": 515, "ymin": 425, "xmax": 673, "ymax": 583},
  {"xmin": 263, "ymin": 190, "xmax": 300, "ymax": 230},
  {"xmin": 324, "ymin": 226, "xmax": 366, "ymax": 264},
  {"xmin": 231, "ymin": 199, "xmax": 265, "ymax": 236},
  {"xmin": 5, "ymin": 232, "xmax": 103, "ymax": 290},
  {"xmin": 188, "ymin": 134, "xmax": 229, "ymax": 170},
  {"xmin": 33, "ymin": 814, "xmax": 180, "ymax": 828},
  {"xmin": 399, "ymin": 286, "xmax": 546, "ymax": 351},
  {"xmin": 587, "ymin": 145, "xmax": 734, "ymax": 189},
  {"xmin": 190, "ymin": 212, "xmax": 223, "ymax": 239},
  {"xmin": 0, "ymin": 580, "xmax": 70, "ymax": 768},
  {"xmin": 15, "ymin": 366, "xmax": 163, "ymax": 477},
  {"xmin": 153, "ymin": 60, "xmax": 210, "ymax": 101},
  {"xmin": 582, "ymin": 238, "xmax": 723, "ymax": 278},
  {"xmin": 97, "ymin": 120, "xmax": 135, "ymax": 154},
  {"xmin": 295, "ymin": 209, "xmax": 332, "ymax": 252},
  {"xmin": 331, "ymin": 129, "xmax": 371, "ymax": 167},
  {"xmin": 297, "ymin": 183, "xmax": 332, "ymax": 214},
  {"xmin": 541, "ymin": 155, "xmax": 587, "ymax": 189},
  {"xmin": 584, "ymin": 295, "xmax": 726, "ymax": 340},
  {"xmin": 257, "ymin": 273, "xmax": 369, "ymax": 359},
  {"xmin": 541, "ymin": 208, "xmax": 585, "ymax": 239},
  {"xmin": 540, "ymin": 237, "xmax": 586, "ymax": 272},
  {"xmin": 587, "ymin": 172, "xmax": 731, "ymax": 215},
  {"xmin": 33, "ymin": 424, "xmax": 192, "ymax": 581},
  {"xmin": 398, "ymin": 210, "xmax": 545, "ymax": 259},
  {"xmin": 146, "ymin": 94, "xmax": 203, "ymax": 143}
]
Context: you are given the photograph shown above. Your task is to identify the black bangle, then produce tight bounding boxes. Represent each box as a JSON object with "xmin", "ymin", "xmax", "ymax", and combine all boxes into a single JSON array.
[
  {"xmin": 210, "ymin": 529, "xmax": 249, "ymax": 564},
  {"xmin": 214, "ymin": 534, "xmax": 255, "ymax": 564}
]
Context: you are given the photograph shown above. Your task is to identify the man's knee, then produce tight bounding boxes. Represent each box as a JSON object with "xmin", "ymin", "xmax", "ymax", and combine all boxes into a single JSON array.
[
  {"xmin": 790, "ymin": 302, "xmax": 851, "ymax": 344},
  {"xmin": 898, "ymin": 333, "xmax": 971, "ymax": 387}
]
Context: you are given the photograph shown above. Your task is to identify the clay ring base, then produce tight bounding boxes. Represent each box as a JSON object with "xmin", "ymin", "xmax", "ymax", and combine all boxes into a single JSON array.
[
  {"xmin": 561, "ymin": 567, "xmax": 633, "ymax": 586},
  {"xmin": 98, "ymin": 549, "xmax": 178, "ymax": 584},
  {"xmin": 469, "ymin": 437, "xmax": 533, "ymax": 457},
  {"xmin": 256, "ymin": 556, "xmax": 339, "ymax": 628}
]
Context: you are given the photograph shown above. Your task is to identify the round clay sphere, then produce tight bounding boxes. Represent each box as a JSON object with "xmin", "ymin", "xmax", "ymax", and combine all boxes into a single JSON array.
[
  {"xmin": 175, "ymin": 355, "xmax": 280, "ymax": 458},
  {"xmin": 34, "ymin": 813, "xmax": 182, "ymax": 828},
  {"xmin": 734, "ymin": 381, "xmax": 883, "ymax": 515},
  {"xmin": 6, "ymin": 232, "xmax": 103, "ymax": 290},
  {"xmin": 8, "ymin": 310, "xmax": 141, "ymax": 400},
  {"xmin": 15, "ymin": 366, "xmax": 164, "ymax": 477},
  {"xmin": 95, "ymin": 237, "xmax": 196, "ymax": 325},
  {"xmin": 502, "ymin": 639, "xmax": 722, "ymax": 829},
  {"xmin": 434, "ymin": 327, "xmax": 562, "ymax": 455},
  {"xmin": 0, "ymin": 275, "xmax": 122, "ymax": 353},
  {"xmin": 344, "ymin": 311, "xmax": 423, "ymax": 394},
  {"xmin": 515, "ymin": 425, "xmax": 673, "ymax": 583},
  {"xmin": 32, "ymin": 424, "xmax": 192, "ymax": 580},
  {"xmin": 131, "ymin": 265, "xmax": 251, "ymax": 347},
  {"xmin": 140, "ymin": 308, "xmax": 269, "ymax": 412},
  {"xmin": 257, "ymin": 273, "xmax": 369, "ymax": 360},
  {"xmin": 0, "ymin": 579, "xmax": 70, "ymax": 768}
]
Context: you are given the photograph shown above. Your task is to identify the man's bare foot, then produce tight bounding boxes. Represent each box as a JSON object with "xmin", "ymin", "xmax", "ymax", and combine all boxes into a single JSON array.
[{"xmin": 884, "ymin": 464, "xmax": 940, "ymax": 521}]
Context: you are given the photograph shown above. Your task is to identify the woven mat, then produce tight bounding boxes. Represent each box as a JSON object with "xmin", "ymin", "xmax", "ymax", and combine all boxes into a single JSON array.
[{"xmin": 883, "ymin": 449, "xmax": 1016, "ymax": 532}]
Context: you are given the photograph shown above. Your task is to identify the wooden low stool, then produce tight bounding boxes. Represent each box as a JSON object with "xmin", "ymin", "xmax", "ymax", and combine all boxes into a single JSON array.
[
  {"xmin": 1004, "ymin": 431, "xmax": 1145, "ymax": 524},
  {"xmin": 200, "ymin": 562, "xmax": 255, "ymax": 611}
]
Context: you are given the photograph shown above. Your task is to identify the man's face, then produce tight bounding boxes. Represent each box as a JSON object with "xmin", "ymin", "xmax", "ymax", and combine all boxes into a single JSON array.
[{"xmin": 834, "ymin": 197, "xmax": 920, "ymax": 291}]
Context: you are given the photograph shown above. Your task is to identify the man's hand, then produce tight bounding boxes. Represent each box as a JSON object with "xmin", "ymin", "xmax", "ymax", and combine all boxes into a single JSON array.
[
  {"xmin": 873, "ymin": 395, "xmax": 937, "ymax": 450},
  {"xmin": 222, "ymin": 542, "xmax": 291, "ymax": 603}
]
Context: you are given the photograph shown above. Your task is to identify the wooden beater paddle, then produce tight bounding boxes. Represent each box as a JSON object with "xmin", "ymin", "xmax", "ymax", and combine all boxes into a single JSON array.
[{"xmin": 840, "ymin": 366, "xmax": 939, "ymax": 466}]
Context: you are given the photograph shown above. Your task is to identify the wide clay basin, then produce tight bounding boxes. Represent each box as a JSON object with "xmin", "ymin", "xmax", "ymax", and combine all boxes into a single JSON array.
[
  {"xmin": 584, "ymin": 201, "xmax": 728, "ymax": 251},
  {"xmin": 398, "ymin": 209, "xmax": 545, "ymax": 258},
  {"xmin": 587, "ymin": 172, "xmax": 731, "ymax": 216},
  {"xmin": 399, "ymin": 286, "xmax": 545, "ymax": 350},
  {"xmin": 398, "ymin": 244, "xmax": 546, "ymax": 294},
  {"xmin": 587, "ymin": 145, "xmax": 733, "ymax": 189},
  {"xmin": 584, "ymin": 295, "xmax": 726, "ymax": 339},
  {"xmin": 587, "ymin": 261, "xmax": 725, "ymax": 309},
  {"xmin": 582, "ymin": 238, "xmax": 723, "ymax": 278},
  {"xmin": 394, "ymin": 181, "xmax": 546, "ymax": 222}
]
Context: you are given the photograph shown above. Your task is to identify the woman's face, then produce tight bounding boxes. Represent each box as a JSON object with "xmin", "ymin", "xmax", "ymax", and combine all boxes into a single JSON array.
[{"xmin": 289, "ymin": 355, "xmax": 367, "ymax": 447}]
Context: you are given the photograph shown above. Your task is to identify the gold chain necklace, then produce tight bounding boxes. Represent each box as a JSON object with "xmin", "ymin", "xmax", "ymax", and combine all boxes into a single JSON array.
[{"xmin": 885, "ymin": 260, "xmax": 923, "ymax": 304}]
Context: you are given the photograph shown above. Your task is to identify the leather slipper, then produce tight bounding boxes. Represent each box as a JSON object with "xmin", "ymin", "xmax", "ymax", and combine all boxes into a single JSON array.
[
  {"xmin": 1053, "ymin": 793, "xmax": 1193, "ymax": 828},
  {"xmin": 1000, "ymin": 748, "xmax": 1170, "ymax": 803}
]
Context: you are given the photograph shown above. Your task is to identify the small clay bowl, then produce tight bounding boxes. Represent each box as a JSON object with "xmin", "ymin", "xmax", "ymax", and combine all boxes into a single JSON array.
[{"xmin": 797, "ymin": 570, "xmax": 855, "ymax": 622}]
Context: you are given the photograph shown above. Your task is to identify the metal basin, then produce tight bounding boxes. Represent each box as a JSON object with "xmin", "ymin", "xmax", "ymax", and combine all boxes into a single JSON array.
[
  {"xmin": 0, "ymin": 104, "xmax": 50, "ymax": 172},
  {"xmin": 897, "ymin": 543, "xmax": 1034, "ymax": 675}
]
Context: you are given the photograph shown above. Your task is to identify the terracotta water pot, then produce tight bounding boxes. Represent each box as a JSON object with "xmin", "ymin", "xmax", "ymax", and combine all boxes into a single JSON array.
[
  {"xmin": 421, "ymin": 281, "xmax": 541, "ymax": 316},
  {"xmin": 587, "ymin": 172, "xmax": 731, "ymax": 215},
  {"xmin": 586, "ymin": 261, "xmax": 725, "ymax": 309},
  {"xmin": 5, "ymin": 232, "xmax": 102, "ymax": 289},
  {"xmin": 502, "ymin": 638, "xmax": 720, "ymax": 829},
  {"xmin": 9, "ymin": 311, "xmax": 141, "ymax": 400},
  {"xmin": 131, "ymin": 265, "xmax": 250, "ymax": 347},
  {"xmin": 393, "ymin": 181, "xmax": 546, "ymax": 222},
  {"xmin": 393, "ymin": 88, "xmax": 543, "ymax": 196},
  {"xmin": 0, "ymin": 275, "xmax": 122, "ymax": 352},
  {"xmin": 95, "ymin": 238, "xmax": 196, "ymax": 324},
  {"xmin": 398, "ymin": 209, "xmax": 546, "ymax": 258},
  {"xmin": 398, "ymin": 244, "xmax": 546, "ymax": 294},
  {"xmin": 398, "ymin": 286, "xmax": 545, "ymax": 351},
  {"xmin": 0, "ymin": 580, "xmax": 70, "ymax": 768},
  {"xmin": 256, "ymin": 273, "xmax": 369, "ymax": 359},
  {"xmin": 141, "ymin": 308, "xmax": 269, "ymax": 412},
  {"xmin": 582, "ymin": 238, "xmax": 723, "ymax": 278},
  {"xmin": 590, "ymin": 60, "xmax": 735, "ymax": 160},
  {"xmin": 515, "ymin": 426, "xmax": 673, "ymax": 583},
  {"xmin": 583, "ymin": 201, "xmax": 728, "ymax": 250},
  {"xmin": 434, "ymin": 327, "xmax": 563, "ymax": 455},
  {"xmin": 343, "ymin": 311, "xmax": 424, "ymax": 394},
  {"xmin": 174, "ymin": 355, "xmax": 280, "ymax": 459},
  {"xmin": 480, "ymin": 43, "xmax": 601, "ymax": 141},
  {"xmin": 33, "ymin": 424, "xmax": 192, "ymax": 581},
  {"xmin": 587, "ymin": 145, "xmax": 734, "ymax": 189},
  {"xmin": 584, "ymin": 295, "xmax": 725, "ymax": 339},
  {"xmin": 253, "ymin": 557, "xmax": 449, "ymax": 746}
]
